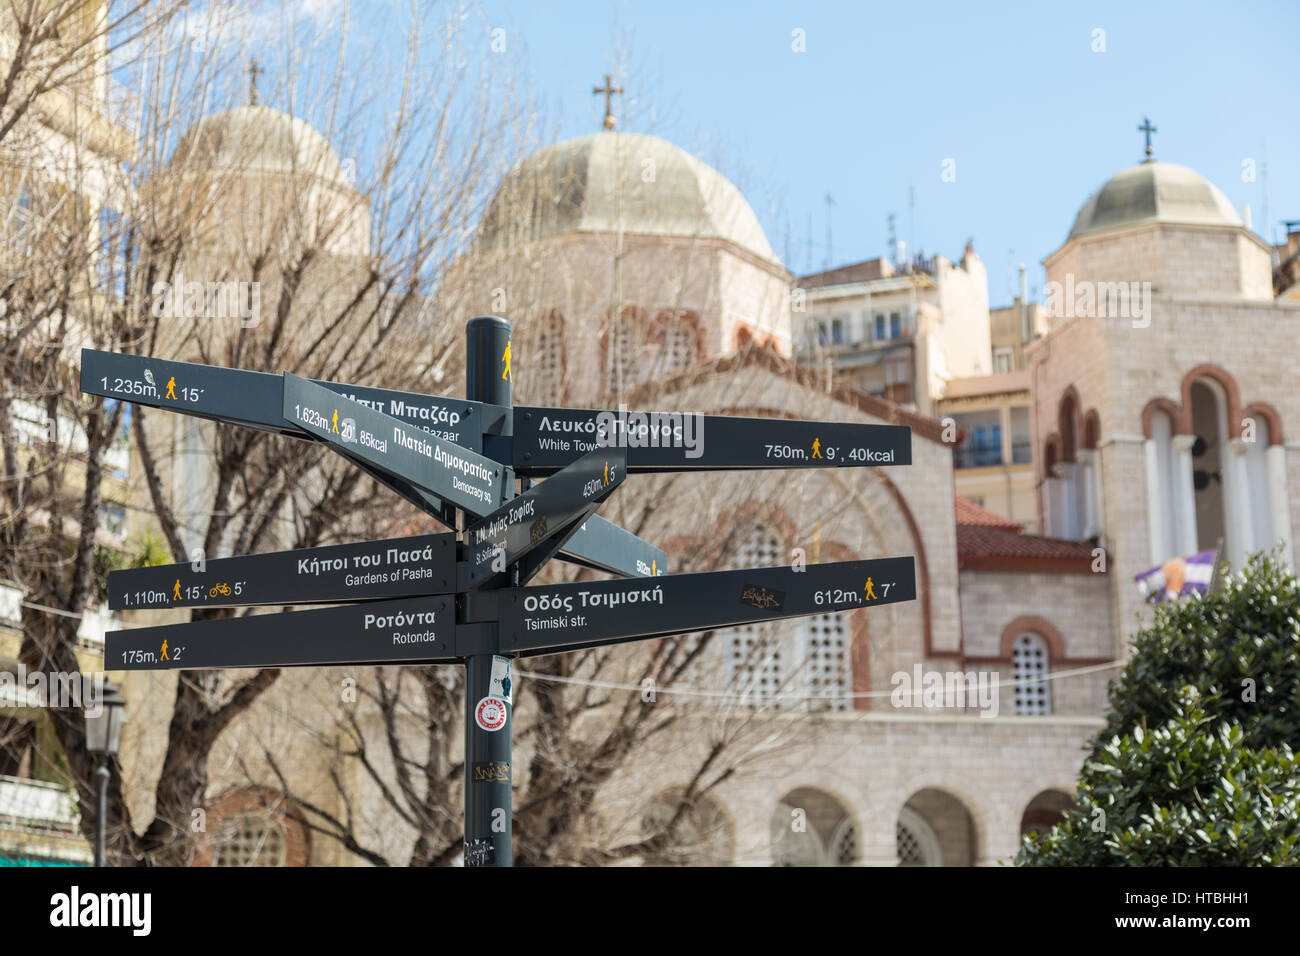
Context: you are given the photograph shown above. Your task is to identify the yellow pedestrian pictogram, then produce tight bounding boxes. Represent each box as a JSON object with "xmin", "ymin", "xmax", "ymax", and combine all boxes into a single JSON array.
[
  {"xmin": 160, "ymin": 639, "xmax": 170, "ymax": 661},
  {"xmin": 603, "ymin": 460, "xmax": 609, "ymax": 486},
  {"xmin": 501, "ymin": 340, "xmax": 512, "ymax": 382},
  {"xmin": 173, "ymin": 578, "xmax": 181, "ymax": 601},
  {"xmin": 165, "ymin": 376, "xmax": 177, "ymax": 400},
  {"xmin": 331, "ymin": 409, "xmax": 339, "ymax": 434},
  {"xmin": 811, "ymin": 437, "xmax": 823, "ymax": 459},
  {"xmin": 864, "ymin": 577, "xmax": 877, "ymax": 601},
  {"xmin": 651, "ymin": 559, "xmax": 657, "ymax": 576}
]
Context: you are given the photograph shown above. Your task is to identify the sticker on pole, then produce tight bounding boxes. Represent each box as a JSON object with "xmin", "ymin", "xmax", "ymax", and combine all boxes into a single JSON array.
[
  {"xmin": 475, "ymin": 695, "xmax": 508, "ymax": 732},
  {"xmin": 489, "ymin": 656, "xmax": 512, "ymax": 703}
]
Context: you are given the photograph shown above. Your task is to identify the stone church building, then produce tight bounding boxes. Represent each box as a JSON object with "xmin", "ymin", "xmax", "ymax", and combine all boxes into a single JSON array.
[{"xmin": 103, "ymin": 101, "xmax": 1298, "ymax": 867}]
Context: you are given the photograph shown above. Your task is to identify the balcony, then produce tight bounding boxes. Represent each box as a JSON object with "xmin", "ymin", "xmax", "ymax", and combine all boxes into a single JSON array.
[
  {"xmin": 954, "ymin": 440, "xmax": 1033, "ymax": 470},
  {"xmin": 0, "ymin": 774, "xmax": 80, "ymax": 836}
]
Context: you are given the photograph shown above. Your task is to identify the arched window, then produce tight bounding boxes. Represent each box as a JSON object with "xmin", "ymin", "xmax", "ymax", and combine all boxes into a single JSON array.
[
  {"xmin": 1045, "ymin": 390, "xmax": 1089, "ymax": 539},
  {"xmin": 771, "ymin": 788, "xmax": 857, "ymax": 866},
  {"xmin": 1144, "ymin": 383, "xmax": 1290, "ymax": 569},
  {"xmin": 606, "ymin": 307, "xmax": 649, "ymax": 394},
  {"xmin": 640, "ymin": 788, "xmax": 734, "ymax": 866},
  {"xmin": 526, "ymin": 310, "xmax": 566, "ymax": 406},
  {"xmin": 898, "ymin": 788, "xmax": 976, "ymax": 866},
  {"xmin": 214, "ymin": 811, "xmax": 287, "ymax": 867},
  {"xmin": 896, "ymin": 806, "xmax": 942, "ymax": 867},
  {"xmin": 1188, "ymin": 379, "xmax": 1231, "ymax": 555},
  {"xmin": 654, "ymin": 313, "xmax": 698, "ymax": 376},
  {"xmin": 799, "ymin": 613, "xmax": 849, "ymax": 711},
  {"xmin": 1011, "ymin": 633, "xmax": 1051, "ymax": 715}
]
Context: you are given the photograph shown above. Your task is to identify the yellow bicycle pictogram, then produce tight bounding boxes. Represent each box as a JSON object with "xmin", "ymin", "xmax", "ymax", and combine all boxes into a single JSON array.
[{"xmin": 210, "ymin": 583, "xmax": 232, "ymax": 597}]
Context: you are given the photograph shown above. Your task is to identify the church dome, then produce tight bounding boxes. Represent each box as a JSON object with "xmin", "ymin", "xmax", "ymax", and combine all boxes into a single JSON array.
[
  {"xmin": 475, "ymin": 132, "xmax": 778, "ymax": 263},
  {"xmin": 1067, "ymin": 161, "xmax": 1241, "ymax": 240},
  {"xmin": 170, "ymin": 105, "xmax": 349, "ymax": 185}
]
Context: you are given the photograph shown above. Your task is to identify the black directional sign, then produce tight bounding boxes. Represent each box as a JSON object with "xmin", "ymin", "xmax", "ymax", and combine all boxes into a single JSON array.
[
  {"xmin": 464, "ymin": 448, "xmax": 627, "ymax": 588},
  {"xmin": 283, "ymin": 373, "xmax": 509, "ymax": 516},
  {"xmin": 511, "ymin": 405, "xmax": 912, "ymax": 475},
  {"xmin": 561, "ymin": 512, "xmax": 666, "ymax": 579},
  {"xmin": 497, "ymin": 556, "xmax": 916, "ymax": 656},
  {"xmin": 107, "ymin": 534, "xmax": 455, "ymax": 610},
  {"xmin": 105, "ymin": 596, "xmax": 458, "ymax": 671},
  {"xmin": 81, "ymin": 349, "xmax": 493, "ymax": 451}
]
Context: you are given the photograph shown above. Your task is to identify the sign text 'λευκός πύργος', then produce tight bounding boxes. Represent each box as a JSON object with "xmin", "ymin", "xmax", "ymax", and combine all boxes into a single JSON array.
[{"xmin": 510, "ymin": 405, "xmax": 912, "ymax": 475}]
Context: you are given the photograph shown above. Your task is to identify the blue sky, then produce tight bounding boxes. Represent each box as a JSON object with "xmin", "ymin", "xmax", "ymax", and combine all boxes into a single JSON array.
[{"xmin": 472, "ymin": 0, "xmax": 1298, "ymax": 304}]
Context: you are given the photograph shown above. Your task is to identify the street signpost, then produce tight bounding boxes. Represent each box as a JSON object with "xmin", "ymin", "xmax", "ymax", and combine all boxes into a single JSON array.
[{"xmin": 88, "ymin": 314, "xmax": 918, "ymax": 868}]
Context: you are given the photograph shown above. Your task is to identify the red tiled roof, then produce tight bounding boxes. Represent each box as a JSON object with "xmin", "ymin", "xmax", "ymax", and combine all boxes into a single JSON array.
[
  {"xmin": 954, "ymin": 496, "xmax": 1022, "ymax": 531},
  {"xmin": 956, "ymin": 528, "xmax": 1097, "ymax": 564},
  {"xmin": 954, "ymin": 495, "xmax": 1100, "ymax": 570}
]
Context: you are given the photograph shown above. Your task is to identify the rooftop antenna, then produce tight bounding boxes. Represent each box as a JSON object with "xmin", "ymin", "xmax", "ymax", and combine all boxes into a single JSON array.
[
  {"xmin": 806, "ymin": 211, "xmax": 813, "ymax": 274},
  {"xmin": 908, "ymin": 186, "xmax": 916, "ymax": 268},
  {"xmin": 1019, "ymin": 263, "xmax": 1029, "ymax": 344},
  {"xmin": 888, "ymin": 214, "xmax": 897, "ymax": 265},
  {"xmin": 824, "ymin": 193, "xmax": 835, "ymax": 270},
  {"xmin": 1262, "ymin": 153, "xmax": 1274, "ymax": 251}
]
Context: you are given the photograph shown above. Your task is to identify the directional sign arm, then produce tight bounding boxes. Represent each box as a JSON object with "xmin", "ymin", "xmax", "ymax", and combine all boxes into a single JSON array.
[
  {"xmin": 463, "ymin": 447, "xmax": 627, "ymax": 589},
  {"xmin": 554, "ymin": 514, "xmax": 667, "ymax": 579},
  {"xmin": 105, "ymin": 597, "xmax": 458, "ymax": 670},
  {"xmin": 80, "ymin": 349, "xmax": 497, "ymax": 451},
  {"xmin": 107, "ymin": 534, "xmax": 455, "ymax": 610},
  {"xmin": 498, "ymin": 556, "xmax": 916, "ymax": 657},
  {"xmin": 283, "ymin": 372, "xmax": 509, "ymax": 516},
  {"xmin": 512, "ymin": 405, "xmax": 911, "ymax": 475}
]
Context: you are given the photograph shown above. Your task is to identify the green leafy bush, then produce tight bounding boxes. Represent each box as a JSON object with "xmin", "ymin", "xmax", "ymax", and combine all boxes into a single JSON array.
[{"xmin": 1020, "ymin": 555, "xmax": 1300, "ymax": 866}]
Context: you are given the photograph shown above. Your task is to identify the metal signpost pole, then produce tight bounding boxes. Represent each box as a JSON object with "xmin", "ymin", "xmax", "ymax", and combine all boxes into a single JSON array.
[{"xmin": 463, "ymin": 315, "xmax": 514, "ymax": 867}]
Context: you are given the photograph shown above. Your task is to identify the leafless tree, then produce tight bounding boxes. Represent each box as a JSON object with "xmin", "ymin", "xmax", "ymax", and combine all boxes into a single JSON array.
[{"xmin": 1, "ymin": 0, "xmax": 530, "ymax": 865}]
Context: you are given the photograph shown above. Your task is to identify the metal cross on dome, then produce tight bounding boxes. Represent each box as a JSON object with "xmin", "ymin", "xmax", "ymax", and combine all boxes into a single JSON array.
[
  {"xmin": 247, "ymin": 59, "xmax": 265, "ymax": 107},
  {"xmin": 593, "ymin": 73, "xmax": 623, "ymax": 131},
  {"xmin": 1138, "ymin": 116, "xmax": 1157, "ymax": 161}
]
